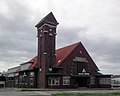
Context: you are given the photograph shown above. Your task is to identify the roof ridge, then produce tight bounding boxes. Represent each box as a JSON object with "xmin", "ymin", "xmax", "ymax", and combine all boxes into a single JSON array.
[
  {"xmin": 55, "ymin": 42, "xmax": 81, "ymax": 67},
  {"xmin": 57, "ymin": 42, "xmax": 81, "ymax": 50}
]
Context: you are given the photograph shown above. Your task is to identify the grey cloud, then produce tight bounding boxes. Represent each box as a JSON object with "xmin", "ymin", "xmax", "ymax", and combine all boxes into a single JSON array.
[
  {"xmin": 0, "ymin": 0, "xmax": 120, "ymax": 75},
  {"xmin": 57, "ymin": 26, "xmax": 120, "ymax": 64},
  {"xmin": 86, "ymin": 37, "xmax": 120, "ymax": 64},
  {"xmin": 0, "ymin": 0, "xmax": 37, "ymax": 70},
  {"xmin": 57, "ymin": 26, "xmax": 120, "ymax": 74},
  {"xmin": 57, "ymin": 26, "xmax": 88, "ymax": 48}
]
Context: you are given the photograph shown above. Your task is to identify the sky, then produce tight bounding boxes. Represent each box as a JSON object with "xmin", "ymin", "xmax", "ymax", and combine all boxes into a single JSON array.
[{"xmin": 0, "ymin": 0, "xmax": 120, "ymax": 75}]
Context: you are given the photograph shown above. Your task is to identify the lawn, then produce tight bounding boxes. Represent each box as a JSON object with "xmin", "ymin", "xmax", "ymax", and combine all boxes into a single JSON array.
[{"xmin": 52, "ymin": 93, "xmax": 120, "ymax": 96}]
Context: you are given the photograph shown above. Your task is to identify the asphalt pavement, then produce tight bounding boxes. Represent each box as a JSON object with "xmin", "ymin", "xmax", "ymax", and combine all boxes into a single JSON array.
[{"xmin": 0, "ymin": 88, "xmax": 120, "ymax": 96}]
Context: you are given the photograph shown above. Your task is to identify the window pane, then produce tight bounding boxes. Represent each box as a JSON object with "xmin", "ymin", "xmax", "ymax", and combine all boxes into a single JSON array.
[
  {"xmin": 29, "ymin": 72, "xmax": 34, "ymax": 77},
  {"xmin": 30, "ymin": 78, "xmax": 34, "ymax": 85},
  {"xmin": 63, "ymin": 76, "xmax": 70, "ymax": 85},
  {"xmin": 48, "ymin": 77, "xmax": 60, "ymax": 85}
]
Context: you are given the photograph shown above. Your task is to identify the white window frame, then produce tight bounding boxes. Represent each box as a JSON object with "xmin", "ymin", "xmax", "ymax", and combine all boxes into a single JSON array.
[
  {"xmin": 90, "ymin": 77, "xmax": 95, "ymax": 85},
  {"xmin": 15, "ymin": 79, "xmax": 18, "ymax": 84},
  {"xmin": 99, "ymin": 78, "xmax": 111, "ymax": 85},
  {"xmin": 48, "ymin": 77, "xmax": 60, "ymax": 85},
  {"xmin": 30, "ymin": 78, "xmax": 34, "ymax": 85},
  {"xmin": 63, "ymin": 76, "xmax": 70, "ymax": 85},
  {"xmin": 29, "ymin": 72, "xmax": 34, "ymax": 77}
]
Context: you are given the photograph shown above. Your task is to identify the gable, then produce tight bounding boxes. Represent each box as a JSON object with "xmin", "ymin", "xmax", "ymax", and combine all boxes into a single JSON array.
[
  {"xmin": 60, "ymin": 42, "xmax": 99, "ymax": 76},
  {"xmin": 55, "ymin": 42, "xmax": 80, "ymax": 67},
  {"xmin": 29, "ymin": 56, "xmax": 37, "ymax": 69}
]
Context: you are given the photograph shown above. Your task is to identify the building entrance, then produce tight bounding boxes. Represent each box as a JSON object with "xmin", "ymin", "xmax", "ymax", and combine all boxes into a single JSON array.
[{"xmin": 76, "ymin": 77, "xmax": 90, "ymax": 87}]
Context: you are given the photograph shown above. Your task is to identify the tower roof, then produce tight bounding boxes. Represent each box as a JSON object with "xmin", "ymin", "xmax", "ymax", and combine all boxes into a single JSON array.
[{"xmin": 35, "ymin": 12, "xmax": 59, "ymax": 28}]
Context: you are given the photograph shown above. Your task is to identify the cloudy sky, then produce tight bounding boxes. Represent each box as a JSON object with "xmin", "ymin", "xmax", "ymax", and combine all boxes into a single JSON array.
[{"xmin": 0, "ymin": 0, "xmax": 120, "ymax": 74}]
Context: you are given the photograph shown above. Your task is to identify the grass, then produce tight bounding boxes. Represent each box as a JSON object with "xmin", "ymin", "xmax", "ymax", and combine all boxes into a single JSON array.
[
  {"xmin": 52, "ymin": 93, "xmax": 120, "ymax": 96},
  {"xmin": 17, "ymin": 87, "xmax": 120, "ymax": 91}
]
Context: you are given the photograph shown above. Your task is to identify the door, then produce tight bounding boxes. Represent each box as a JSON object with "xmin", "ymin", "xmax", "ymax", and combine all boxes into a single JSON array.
[{"xmin": 77, "ymin": 77, "xmax": 89, "ymax": 87}]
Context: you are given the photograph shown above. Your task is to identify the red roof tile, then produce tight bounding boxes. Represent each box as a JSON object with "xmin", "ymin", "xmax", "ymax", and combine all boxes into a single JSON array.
[
  {"xmin": 29, "ymin": 56, "xmax": 37, "ymax": 69},
  {"xmin": 16, "ymin": 67, "xmax": 21, "ymax": 72},
  {"xmin": 28, "ymin": 42, "xmax": 80, "ymax": 69},
  {"xmin": 55, "ymin": 42, "xmax": 80, "ymax": 67}
]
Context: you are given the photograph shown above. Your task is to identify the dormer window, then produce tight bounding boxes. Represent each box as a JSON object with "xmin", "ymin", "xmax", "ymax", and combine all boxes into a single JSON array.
[{"xmin": 58, "ymin": 60, "xmax": 61, "ymax": 63}]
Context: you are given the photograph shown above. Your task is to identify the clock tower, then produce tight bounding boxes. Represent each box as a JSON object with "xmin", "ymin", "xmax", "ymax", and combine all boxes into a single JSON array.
[{"xmin": 35, "ymin": 12, "xmax": 59, "ymax": 88}]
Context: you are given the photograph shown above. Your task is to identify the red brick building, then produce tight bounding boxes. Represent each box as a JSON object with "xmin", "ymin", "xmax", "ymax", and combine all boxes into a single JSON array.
[{"xmin": 6, "ymin": 12, "xmax": 111, "ymax": 88}]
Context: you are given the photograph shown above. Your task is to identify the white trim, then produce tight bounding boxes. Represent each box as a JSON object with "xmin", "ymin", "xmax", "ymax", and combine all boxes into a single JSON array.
[
  {"xmin": 14, "ymin": 73, "xmax": 19, "ymax": 76},
  {"xmin": 0, "ymin": 81, "xmax": 5, "ymax": 88},
  {"xmin": 0, "ymin": 81, "xmax": 5, "ymax": 84},
  {"xmin": 43, "ymin": 31, "xmax": 48, "ymax": 33},
  {"xmin": 49, "ymin": 68, "xmax": 52, "ymax": 71},
  {"xmin": 39, "ymin": 68, "xmax": 42, "ymax": 72},
  {"xmin": 82, "ymin": 68, "xmax": 86, "ymax": 73},
  {"xmin": 49, "ymin": 33, "xmax": 53, "ymax": 36},
  {"xmin": 37, "ymin": 23, "xmax": 56, "ymax": 30},
  {"xmin": 43, "ymin": 52, "xmax": 47, "ymax": 55},
  {"xmin": 54, "ymin": 33, "xmax": 57, "ymax": 35},
  {"xmin": 45, "ymin": 23, "xmax": 57, "ymax": 28},
  {"xmin": 73, "ymin": 57, "xmax": 87, "ymax": 62},
  {"xmin": 29, "ymin": 72, "xmax": 34, "ymax": 77},
  {"xmin": 8, "ymin": 73, "xmax": 14, "ymax": 77},
  {"xmin": 58, "ymin": 60, "xmax": 61, "ymax": 63},
  {"xmin": 80, "ymin": 51, "xmax": 82, "ymax": 54},
  {"xmin": 99, "ymin": 78, "xmax": 111, "ymax": 85},
  {"xmin": 40, "ymin": 35, "xmax": 42, "ymax": 37},
  {"xmin": 63, "ymin": 76, "xmax": 70, "ymax": 85},
  {"xmin": 78, "ymin": 72, "xmax": 89, "ymax": 75},
  {"xmin": 48, "ymin": 77, "xmax": 60, "ymax": 86},
  {"xmin": 50, "ymin": 29, "xmax": 52, "ymax": 31}
]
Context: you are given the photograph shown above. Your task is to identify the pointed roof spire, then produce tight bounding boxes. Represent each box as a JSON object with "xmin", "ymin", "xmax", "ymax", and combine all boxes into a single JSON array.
[{"xmin": 35, "ymin": 12, "xmax": 59, "ymax": 28}]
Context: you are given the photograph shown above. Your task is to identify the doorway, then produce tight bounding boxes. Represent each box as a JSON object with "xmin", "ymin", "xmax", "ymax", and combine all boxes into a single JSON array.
[{"xmin": 76, "ymin": 77, "xmax": 90, "ymax": 87}]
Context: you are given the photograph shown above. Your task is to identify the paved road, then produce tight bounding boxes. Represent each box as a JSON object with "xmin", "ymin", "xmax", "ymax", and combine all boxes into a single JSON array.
[
  {"xmin": 0, "ymin": 88, "xmax": 48, "ymax": 96},
  {"xmin": 35, "ymin": 90, "xmax": 120, "ymax": 95},
  {"xmin": 0, "ymin": 88, "xmax": 120, "ymax": 96}
]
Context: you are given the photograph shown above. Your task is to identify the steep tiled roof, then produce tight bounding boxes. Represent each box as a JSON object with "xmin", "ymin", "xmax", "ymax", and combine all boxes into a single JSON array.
[
  {"xmin": 16, "ymin": 67, "xmax": 21, "ymax": 72},
  {"xmin": 28, "ymin": 42, "xmax": 80, "ymax": 69},
  {"xmin": 29, "ymin": 56, "xmax": 37, "ymax": 69},
  {"xmin": 55, "ymin": 42, "xmax": 80, "ymax": 67}
]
